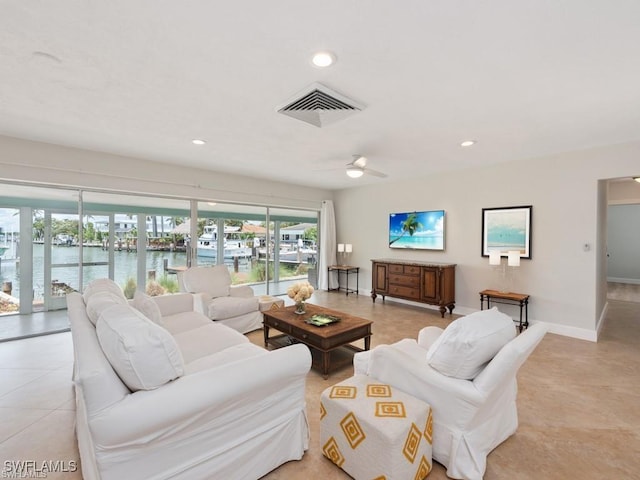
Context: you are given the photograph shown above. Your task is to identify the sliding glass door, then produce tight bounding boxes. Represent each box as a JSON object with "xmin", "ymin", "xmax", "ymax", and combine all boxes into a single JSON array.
[
  {"xmin": 82, "ymin": 191, "xmax": 191, "ymax": 298},
  {"xmin": 265, "ymin": 208, "xmax": 319, "ymax": 296},
  {"xmin": 42, "ymin": 211, "xmax": 80, "ymax": 310},
  {"xmin": 0, "ymin": 207, "xmax": 20, "ymax": 315},
  {"xmin": 194, "ymin": 203, "xmax": 318, "ymax": 295},
  {"xmin": 0, "ymin": 180, "xmax": 321, "ymax": 340}
]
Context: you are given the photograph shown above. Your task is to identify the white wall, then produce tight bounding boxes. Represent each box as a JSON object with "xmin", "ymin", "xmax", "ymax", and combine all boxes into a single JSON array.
[
  {"xmin": 0, "ymin": 135, "xmax": 332, "ymax": 211},
  {"xmin": 333, "ymin": 141, "xmax": 640, "ymax": 341}
]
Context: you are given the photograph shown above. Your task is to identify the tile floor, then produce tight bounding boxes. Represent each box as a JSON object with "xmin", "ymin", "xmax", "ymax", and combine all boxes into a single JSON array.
[
  {"xmin": 0, "ymin": 331, "xmax": 79, "ymax": 479},
  {"xmin": 1, "ymin": 289, "xmax": 639, "ymax": 479}
]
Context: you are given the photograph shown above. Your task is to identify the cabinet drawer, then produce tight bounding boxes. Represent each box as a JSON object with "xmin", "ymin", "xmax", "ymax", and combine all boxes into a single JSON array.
[
  {"xmin": 289, "ymin": 324, "xmax": 320, "ymax": 344},
  {"xmin": 389, "ymin": 264, "xmax": 404, "ymax": 274},
  {"xmin": 265, "ymin": 318, "xmax": 291, "ymax": 334},
  {"xmin": 403, "ymin": 265, "xmax": 420, "ymax": 275},
  {"xmin": 389, "ymin": 274, "xmax": 419, "ymax": 287},
  {"xmin": 389, "ymin": 285, "xmax": 420, "ymax": 299}
]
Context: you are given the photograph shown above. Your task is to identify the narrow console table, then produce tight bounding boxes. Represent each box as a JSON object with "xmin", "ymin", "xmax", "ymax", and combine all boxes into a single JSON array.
[
  {"xmin": 328, "ymin": 265, "xmax": 359, "ymax": 296},
  {"xmin": 479, "ymin": 289, "xmax": 529, "ymax": 331},
  {"xmin": 371, "ymin": 259, "xmax": 456, "ymax": 317}
]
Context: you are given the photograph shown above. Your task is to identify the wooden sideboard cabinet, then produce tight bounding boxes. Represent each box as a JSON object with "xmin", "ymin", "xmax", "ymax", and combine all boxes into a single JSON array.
[{"xmin": 371, "ymin": 259, "xmax": 456, "ymax": 317}]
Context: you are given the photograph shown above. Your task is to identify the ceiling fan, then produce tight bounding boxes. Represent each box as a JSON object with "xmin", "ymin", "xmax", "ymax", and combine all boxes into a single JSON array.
[{"xmin": 345, "ymin": 155, "xmax": 387, "ymax": 178}]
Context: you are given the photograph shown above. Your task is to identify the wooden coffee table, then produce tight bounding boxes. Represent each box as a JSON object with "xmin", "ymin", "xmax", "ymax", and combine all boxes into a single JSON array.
[{"xmin": 263, "ymin": 303, "xmax": 372, "ymax": 378}]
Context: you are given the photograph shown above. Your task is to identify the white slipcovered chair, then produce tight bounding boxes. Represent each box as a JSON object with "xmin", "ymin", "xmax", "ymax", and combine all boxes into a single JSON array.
[
  {"xmin": 178, "ymin": 265, "xmax": 263, "ymax": 333},
  {"xmin": 354, "ymin": 308, "xmax": 547, "ymax": 480}
]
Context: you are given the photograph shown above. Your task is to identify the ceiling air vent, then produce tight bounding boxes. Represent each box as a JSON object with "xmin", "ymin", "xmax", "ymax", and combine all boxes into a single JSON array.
[{"xmin": 277, "ymin": 82, "xmax": 364, "ymax": 127}]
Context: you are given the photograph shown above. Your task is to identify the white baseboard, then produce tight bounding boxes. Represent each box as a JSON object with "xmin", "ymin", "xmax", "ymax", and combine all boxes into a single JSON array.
[
  {"xmin": 365, "ymin": 289, "xmax": 599, "ymax": 342},
  {"xmin": 537, "ymin": 320, "xmax": 598, "ymax": 342}
]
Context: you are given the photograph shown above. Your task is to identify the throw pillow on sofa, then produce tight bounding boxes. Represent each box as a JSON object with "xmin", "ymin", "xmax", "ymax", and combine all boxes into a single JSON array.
[
  {"xmin": 426, "ymin": 307, "xmax": 517, "ymax": 380},
  {"xmin": 83, "ymin": 278, "xmax": 126, "ymax": 304},
  {"xmin": 86, "ymin": 291, "xmax": 128, "ymax": 326},
  {"xmin": 132, "ymin": 290, "xmax": 164, "ymax": 326},
  {"xmin": 96, "ymin": 304, "xmax": 184, "ymax": 391}
]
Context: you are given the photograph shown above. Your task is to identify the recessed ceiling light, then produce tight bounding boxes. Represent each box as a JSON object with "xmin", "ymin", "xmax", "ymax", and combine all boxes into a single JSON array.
[
  {"xmin": 312, "ymin": 51, "xmax": 336, "ymax": 68},
  {"xmin": 633, "ymin": 177, "xmax": 640, "ymax": 183},
  {"xmin": 460, "ymin": 140, "xmax": 476, "ymax": 147},
  {"xmin": 192, "ymin": 139, "xmax": 206, "ymax": 145}
]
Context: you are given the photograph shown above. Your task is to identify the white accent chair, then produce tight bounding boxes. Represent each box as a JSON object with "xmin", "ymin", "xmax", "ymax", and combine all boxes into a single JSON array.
[
  {"xmin": 354, "ymin": 309, "xmax": 547, "ymax": 480},
  {"xmin": 178, "ymin": 265, "xmax": 263, "ymax": 333}
]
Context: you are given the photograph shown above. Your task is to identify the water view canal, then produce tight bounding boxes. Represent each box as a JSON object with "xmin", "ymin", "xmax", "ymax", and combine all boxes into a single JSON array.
[{"xmin": 0, "ymin": 244, "xmax": 252, "ymax": 301}]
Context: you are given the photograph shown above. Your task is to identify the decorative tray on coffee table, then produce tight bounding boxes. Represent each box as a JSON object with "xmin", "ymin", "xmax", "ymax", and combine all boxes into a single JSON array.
[{"xmin": 305, "ymin": 314, "xmax": 341, "ymax": 327}]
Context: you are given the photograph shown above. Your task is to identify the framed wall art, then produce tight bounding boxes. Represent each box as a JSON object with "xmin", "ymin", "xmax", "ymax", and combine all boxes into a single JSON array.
[
  {"xmin": 389, "ymin": 210, "xmax": 445, "ymax": 251},
  {"xmin": 481, "ymin": 205, "xmax": 532, "ymax": 259}
]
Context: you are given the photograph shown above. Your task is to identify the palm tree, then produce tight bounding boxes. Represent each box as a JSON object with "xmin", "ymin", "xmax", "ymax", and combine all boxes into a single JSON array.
[
  {"xmin": 389, "ymin": 213, "xmax": 423, "ymax": 245},
  {"xmin": 167, "ymin": 216, "xmax": 183, "ymax": 229},
  {"xmin": 148, "ymin": 215, "xmax": 159, "ymax": 238},
  {"xmin": 82, "ymin": 214, "xmax": 95, "ymax": 243}
]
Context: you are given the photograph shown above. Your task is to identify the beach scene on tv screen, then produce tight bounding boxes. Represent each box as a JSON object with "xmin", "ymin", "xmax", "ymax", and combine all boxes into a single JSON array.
[{"xmin": 389, "ymin": 210, "xmax": 444, "ymax": 250}]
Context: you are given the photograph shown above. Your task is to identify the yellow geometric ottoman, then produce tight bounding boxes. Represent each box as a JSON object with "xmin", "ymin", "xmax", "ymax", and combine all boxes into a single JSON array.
[
  {"xmin": 258, "ymin": 295, "xmax": 285, "ymax": 312},
  {"xmin": 320, "ymin": 374, "xmax": 433, "ymax": 480}
]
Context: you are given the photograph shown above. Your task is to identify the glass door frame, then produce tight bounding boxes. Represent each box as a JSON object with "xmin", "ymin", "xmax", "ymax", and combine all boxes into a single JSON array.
[
  {"xmin": 42, "ymin": 203, "xmax": 115, "ymax": 311},
  {"xmin": 43, "ymin": 209, "xmax": 80, "ymax": 311}
]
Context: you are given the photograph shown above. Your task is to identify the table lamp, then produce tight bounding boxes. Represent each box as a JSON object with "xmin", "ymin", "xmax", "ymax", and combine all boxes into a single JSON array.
[
  {"xmin": 489, "ymin": 250, "xmax": 508, "ymax": 292},
  {"xmin": 344, "ymin": 244, "xmax": 352, "ymax": 265}
]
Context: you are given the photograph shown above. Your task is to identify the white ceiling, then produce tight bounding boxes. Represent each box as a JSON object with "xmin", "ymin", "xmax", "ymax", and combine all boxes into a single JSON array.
[{"xmin": 1, "ymin": 1, "xmax": 640, "ymax": 190}]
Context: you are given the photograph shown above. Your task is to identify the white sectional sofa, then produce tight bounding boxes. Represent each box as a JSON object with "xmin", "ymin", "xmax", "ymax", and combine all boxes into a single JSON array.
[{"xmin": 67, "ymin": 279, "xmax": 311, "ymax": 480}]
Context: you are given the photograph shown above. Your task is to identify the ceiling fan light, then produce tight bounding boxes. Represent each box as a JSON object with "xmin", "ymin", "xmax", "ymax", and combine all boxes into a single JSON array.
[{"xmin": 346, "ymin": 166, "xmax": 364, "ymax": 178}]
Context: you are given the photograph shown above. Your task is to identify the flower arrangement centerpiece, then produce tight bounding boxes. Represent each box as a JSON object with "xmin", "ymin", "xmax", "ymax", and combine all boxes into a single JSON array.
[{"xmin": 287, "ymin": 281, "xmax": 314, "ymax": 315}]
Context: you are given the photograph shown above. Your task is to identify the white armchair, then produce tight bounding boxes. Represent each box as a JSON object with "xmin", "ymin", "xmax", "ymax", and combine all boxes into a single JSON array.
[
  {"xmin": 354, "ymin": 309, "xmax": 547, "ymax": 480},
  {"xmin": 178, "ymin": 265, "xmax": 263, "ymax": 334}
]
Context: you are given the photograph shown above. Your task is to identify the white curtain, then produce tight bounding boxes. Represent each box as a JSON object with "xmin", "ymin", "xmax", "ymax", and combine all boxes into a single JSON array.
[{"xmin": 319, "ymin": 200, "xmax": 338, "ymax": 290}]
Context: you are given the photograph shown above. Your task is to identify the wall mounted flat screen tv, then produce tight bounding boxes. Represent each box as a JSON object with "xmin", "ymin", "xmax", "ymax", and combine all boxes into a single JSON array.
[{"xmin": 389, "ymin": 210, "xmax": 445, "ymax": 250}]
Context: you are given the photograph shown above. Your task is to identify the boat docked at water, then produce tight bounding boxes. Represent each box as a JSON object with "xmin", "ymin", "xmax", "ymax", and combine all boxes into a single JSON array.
[
  {"xmin": 277, "ymin": 245, "xmax": 317, "ymax": 263},
  {"xmin": 197, "ymin": 225, "xmax": 252, "ymax": 259},
  {"xmin": 257, "ymin": 242, "xmax": 317, "ymax": 264}
]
